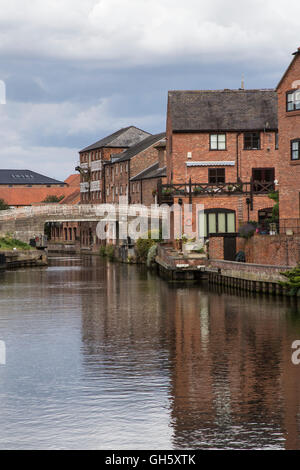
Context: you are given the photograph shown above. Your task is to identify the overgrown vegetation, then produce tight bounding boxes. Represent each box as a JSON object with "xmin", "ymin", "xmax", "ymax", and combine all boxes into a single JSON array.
[
  {"xmin": 279, "ymin": 264, "xmax": 300, "ymax": 296},
  {"xmin": 99, "ymin": 244, "xmax": 115, "ymax": 261},
  {"xmin": 0, "ymin": 236, "xmax": 32, "ymax": 251},
  {"xmin": 0, "ymin": 199, "xmax": 10, "ymax": 211},
  {"xmin": 99, "ymin": 246, "xmax": 106, "ymax": 257},
  {"xmin": 135, "ymin": 229, "xmax": 162, "ymax": 263},
  {"xmin": 42, "ymin": 195, "xmax": 65, "ymax": 203},
  {"xmin": 267, "ymin": 191, "xmax": 279, "ymax": 224}
]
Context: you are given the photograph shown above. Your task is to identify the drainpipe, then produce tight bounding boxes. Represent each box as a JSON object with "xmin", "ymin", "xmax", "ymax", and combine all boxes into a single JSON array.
[
  {"xmin": 128, "ymin": 161, "xmax": 131, "ymax": 204},
  {"xmin": 103, "ymin": 164, "xmax": 106, "ymax": 203},
  {"xmin": 236, "ymin": 132, "xmax": 241, "ymax": 181}
]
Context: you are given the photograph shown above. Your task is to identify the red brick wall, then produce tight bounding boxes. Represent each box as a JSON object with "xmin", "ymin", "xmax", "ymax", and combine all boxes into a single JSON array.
[
  {"xmin": 131, "ymin": 177, "xmax": 166, "ymax": 206},
  {"xmin": 104, "ymin": 143, "xmax": 164, "ymax": 204},
  {"xmin": 208, "ymin": 237, "xmax": 224, "ymax": 260},
  {"xmin": 79, "ymin": 146, "xmax": 126, "ymax": 204},
  {"xmin": 277, "ymin": 50, "xmax": 300, "ymax": 221},
  {"xmin": 105, "ymin": 160, "xmax": 129, "ymax": 204},
  {"xmin": 237, "ymin": 234, "xmax": 300, "ymax": 266},
  {"xmin": 209, "ymin": 233, "xmax": 300, "ymax": 266},
  {"xmin": 173, "ymin": 194, "xmax": 275, "ymax": 236},
  {"xmin": 166, "ymin": 129, "xmax": 279, "ymax": 185}
]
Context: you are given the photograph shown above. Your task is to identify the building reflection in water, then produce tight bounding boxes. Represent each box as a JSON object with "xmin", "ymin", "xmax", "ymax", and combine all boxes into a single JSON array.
[{"xmin": 77, "ymin": 256, "xmax": 300, "ymax": 450}]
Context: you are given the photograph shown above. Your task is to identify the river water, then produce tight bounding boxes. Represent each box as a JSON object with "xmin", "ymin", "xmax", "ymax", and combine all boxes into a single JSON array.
[{"xmin": 0, "ymin": 255, "xmax": 300, "ymax": 450}]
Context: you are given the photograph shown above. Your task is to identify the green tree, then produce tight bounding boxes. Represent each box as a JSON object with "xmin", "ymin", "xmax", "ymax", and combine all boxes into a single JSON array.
[
  {"xmin": 280, "ymin": 264, "xmax": 300, "ymax": 296},
  {"xmin": 42, "ymin": 195, "xmax": 65, "ymax": 203},
  {"xmin": 0, "ymin": 198, "xmax": 9, "ymax": 210},
  {"xmin": 268, "ymin": 191, "xmax": 279, "ymax": 223}
]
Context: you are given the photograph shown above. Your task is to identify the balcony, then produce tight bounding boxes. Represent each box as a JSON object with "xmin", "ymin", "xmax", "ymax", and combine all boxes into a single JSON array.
[
  {"xmin": 91, "ymin": 160, "xmax": 102, "ymax": 172},
  {"xmin": 90, "ymin": 180, "xmax": 101, "ymax": 192},
  {"xmin": 78, "ymin": 162, "xmax": 89, "ymax": 170},
  {"xmin": 158, "ymin": 179, "xmax": 275, "ymax": 204},
  {"xmin": 80, "ymin": 182, "xmax": 90, "ymax": 193}
]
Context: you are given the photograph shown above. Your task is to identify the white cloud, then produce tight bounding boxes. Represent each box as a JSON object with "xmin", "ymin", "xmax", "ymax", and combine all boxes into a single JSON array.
[
  {"xmin": 0, "ymin": 98, "xmax": 163, "ymax": 179},
  {"xmin": 0, "ymin": 0, "xmax": 299, "ymax": 66}
]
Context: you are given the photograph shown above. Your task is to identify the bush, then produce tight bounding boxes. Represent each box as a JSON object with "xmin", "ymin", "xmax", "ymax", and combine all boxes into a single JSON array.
[
  {"xmin": 42, "ymin": 195, "xmax": 65, "ymax": 203},
  {"xmin": 105, "ymin": 244, "xmax": 115, "ymax": 261},
  {"xmin": 99, "ymin": 246, "xmax": 106, "ymax": 257},
  {"xmin": 279, "ymin": 264, "xmax": 300, "ymax": 296},
  {"xmin": 135, "ymin": 238, "xmax": 156, "ymax": 263},
  {"xmin": 0, "ymin": 199, "xmax": 9, "ymax": 211}
]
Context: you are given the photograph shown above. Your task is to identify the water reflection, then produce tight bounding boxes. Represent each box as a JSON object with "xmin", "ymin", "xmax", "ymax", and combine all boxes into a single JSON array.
[{"xmin": 0, "ymin": 255, "xmax": 300, "ymax": 449}]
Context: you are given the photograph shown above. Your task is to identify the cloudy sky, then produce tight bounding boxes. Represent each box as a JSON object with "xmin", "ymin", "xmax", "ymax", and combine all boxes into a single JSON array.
[{"xmin": 0, "ymin": 0, "xmax": 299, "ymax": 180}]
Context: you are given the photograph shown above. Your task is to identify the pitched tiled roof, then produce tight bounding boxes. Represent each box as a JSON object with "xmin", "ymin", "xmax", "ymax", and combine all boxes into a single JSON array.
[
  {"xmin": 0, "ymin": 169, "xmax": 65, "ymax": 186},
  {"xmin": 64, "ymin": 174, "xmax": 80, "ymax": 186},
  {"xmin": 0, "ymin": 174, "xmax": 80, "ymax": 206},
  {"xmin": 79, "ymin": 126, "xmax": 151, "ymax": 152},
  {"xmin": 168, "ymin": 89, "xmax": 278, "ymax": 132},
  {"xmin": 115, "ymin": 133, "xmax": 166, "ymax": 163},
  {"xmin": 130, "ymin": 162, "xmax": 166, "ymax": 181},
  {"xmin": 276, "ymin": 47, "xmax": 300, "ymax": 90}
]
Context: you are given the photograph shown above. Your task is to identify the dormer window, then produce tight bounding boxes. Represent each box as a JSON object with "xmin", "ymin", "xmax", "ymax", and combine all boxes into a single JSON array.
[{"xmin": 287, "ymin": 90, "xmax": 300, "ymax": 112}]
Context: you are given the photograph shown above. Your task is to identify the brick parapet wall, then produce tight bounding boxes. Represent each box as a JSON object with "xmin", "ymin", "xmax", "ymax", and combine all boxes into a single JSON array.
[
  {"xmin": 209, "ymin": 233, "xmax": 300, "ymax": 267},
  {"xmin": 208, "ymin": 259, "xmax": 291, "ymax": 283}
]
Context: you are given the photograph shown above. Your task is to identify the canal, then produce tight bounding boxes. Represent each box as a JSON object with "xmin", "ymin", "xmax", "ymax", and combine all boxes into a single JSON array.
[{"xmin": 0, "ymin": 254, "xmax": 300, "ymax": 450}]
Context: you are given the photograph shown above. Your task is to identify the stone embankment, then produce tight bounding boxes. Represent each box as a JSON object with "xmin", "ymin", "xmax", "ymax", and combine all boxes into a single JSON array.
[{"xmin": 0, "ymin": 250, "xmax": 48, "ymax": 270}]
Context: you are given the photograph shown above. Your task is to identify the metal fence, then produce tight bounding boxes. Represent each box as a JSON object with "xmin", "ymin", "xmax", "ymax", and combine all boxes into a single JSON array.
[{"xmin": 279, "ymin": 219, "xmax": 300, "ymax": 235}]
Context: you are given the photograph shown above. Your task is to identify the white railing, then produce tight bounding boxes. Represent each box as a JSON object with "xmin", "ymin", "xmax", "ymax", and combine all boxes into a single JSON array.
[
  {"xmin": 91, "ymin": 160, "xmax": 102, "ymax": 172},
  {"xmin": 80, "ymin": 162, "xmax": 89, "ymax": 170},
  {"xmin": 80, "ymin": 182, "xmax": 89, "ymax": 193},
  {"xmin": 90, "ymin": 180, "xmax": 101, "ymax": 191},
  {"xmin": 0, "ymin": 203, "xmax": 169, "ymax": 222}
]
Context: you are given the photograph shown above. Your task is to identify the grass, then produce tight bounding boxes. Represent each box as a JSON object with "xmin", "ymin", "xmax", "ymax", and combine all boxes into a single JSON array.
[{"xmin": 0, "ymin": 236, "xmax": 32, "ymax": 251}]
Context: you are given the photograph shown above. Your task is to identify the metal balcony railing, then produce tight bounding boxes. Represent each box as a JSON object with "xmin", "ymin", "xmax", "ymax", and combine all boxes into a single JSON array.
[{"xmin": 158, "ymin": 179, "xmax": 275, "ymax": 205}]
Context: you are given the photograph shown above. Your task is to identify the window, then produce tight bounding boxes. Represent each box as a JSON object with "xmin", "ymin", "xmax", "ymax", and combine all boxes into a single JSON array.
[
  {"xmin": 201, "ymin": 209, "xmax": 236, "ymax": 237},
  {"xmin": 291, "ymin": 140, "xmax": 300, "ymax": 160},
  {"xmin": 252, "ymin": 168, "xmax": 275, "ymax": 192},
  {"xmin": 210, "ymin": 134, "xmax": 226, "ymax": 150},
  {"xmin": 275, "ymin": 132, "xmax": 279, "ymax": 150},
  {"xmin": 287, "ymin": 90, "xmax": 300, "ymax": 112},
  {"xmin": 208, "ymin": 168, "xmax": 225, "ymax": 184},
  {"xmin": 244, "ymin": 132, "xmax": 260, "ymax": 150}
]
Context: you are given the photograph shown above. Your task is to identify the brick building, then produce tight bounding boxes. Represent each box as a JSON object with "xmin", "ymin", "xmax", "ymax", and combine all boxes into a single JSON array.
[
  {"xmin": 77, "ymin": 126, "xmax": 151, "ymax": 204},
  {"xmin": 130, "ymin": 162, "xmax": 166, "ymax": 206},
  {"xmin": 104, "ymin": 132, "xmax": 166, "ymax": 205},
  {"xmin": 163, "ymin": 89, "xmax": 279, "ymax": 246},
  {"xmin": 276, "ymin": 46, "xmax": 300, "ymax": 234},
  {"xmin": 0, "ymin": 170, "xmax": 80, "ymax": 207}
]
